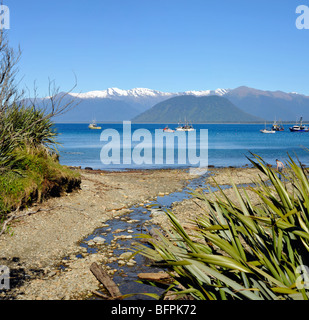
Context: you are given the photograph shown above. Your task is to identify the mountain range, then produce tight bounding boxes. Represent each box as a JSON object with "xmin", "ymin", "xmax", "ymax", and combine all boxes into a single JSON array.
[{"xmin": 27, "ymin": 86, "xmax": 309, "ymax": 123}]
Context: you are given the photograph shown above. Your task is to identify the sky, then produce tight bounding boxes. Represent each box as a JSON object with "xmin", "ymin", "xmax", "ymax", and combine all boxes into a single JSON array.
[{"xmin": 4, "ymin": 0, "xmax": 309, "ymax": 96}]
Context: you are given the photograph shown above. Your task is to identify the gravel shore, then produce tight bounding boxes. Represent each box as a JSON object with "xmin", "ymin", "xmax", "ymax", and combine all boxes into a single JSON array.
[
  {"xmin": 0, "ymin": 168, "xmax": 195, "ymax": 300},
  {"xmin": 0, "ymin": 166, "xmax": 266, "ymax": 300}
]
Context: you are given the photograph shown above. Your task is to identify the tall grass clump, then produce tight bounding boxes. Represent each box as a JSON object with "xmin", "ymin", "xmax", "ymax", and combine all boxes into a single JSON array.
[
  {"xmin": 135, "ymin": 155, "xmax": 309, "ymax": 300},
  {"xmin": 0, "ymin": 31, "xmax": 80, "ymax": 222},
  {"xmin": 0, "ymin": 104, "xmax": 58, "ymax": 171},
  {"xmin": 0, "ymin": 104, "xmax": 80, "ymax": 218}
]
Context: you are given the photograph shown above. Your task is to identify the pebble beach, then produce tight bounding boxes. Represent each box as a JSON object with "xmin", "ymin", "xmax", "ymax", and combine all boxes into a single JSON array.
[{"xmin": 0, "ymin": 166, "xmax": 266, "ymax": 300}]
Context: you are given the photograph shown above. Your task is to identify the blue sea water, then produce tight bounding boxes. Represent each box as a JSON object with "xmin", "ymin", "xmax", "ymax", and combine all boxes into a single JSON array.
[{"xmin": 54, "ymin": 123, "xmax": 309, "ymax": 170}]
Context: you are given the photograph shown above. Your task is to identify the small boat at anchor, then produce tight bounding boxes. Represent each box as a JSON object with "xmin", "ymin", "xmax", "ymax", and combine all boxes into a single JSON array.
[
  {"xmin": 260, "ymin": 128, "xmax": 276, "ymax": 134},
  {"xmin": 272, "ymin": 119, "xmax": 284, "ymax": 131},
  {"xmin": 163, "ymin": 126, "xmax": 174, "ymax": 133},
  {"xmin": 260, "ymin": 122, "xmax": 276, "ymax": 134},
  {"xmin": 88, "ymin": 120, "xmax": 101, "ymax": 130},
  {"xmin": 289, "ymin": 117, "xmax": 309, "ymax": 132},
  {"xmin": 175, "ymin": 121, "xmax": 195, "ymax": 132}
]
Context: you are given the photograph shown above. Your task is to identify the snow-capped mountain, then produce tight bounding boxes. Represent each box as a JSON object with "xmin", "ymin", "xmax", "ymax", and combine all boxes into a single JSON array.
[
  {"xmin": 69, "ymin": 87, "xmax": 230, "ymax": 111},
  {"xmin": 182, "ymin": 88, "xmax": 229, "ymax": 97},
  {"xmin": 36, "ymin": 86, "xmax": 309, "ymax": 123},
  {"xmin": 70, "ymin": 87, "xmax": 175, "ymax": 99}
]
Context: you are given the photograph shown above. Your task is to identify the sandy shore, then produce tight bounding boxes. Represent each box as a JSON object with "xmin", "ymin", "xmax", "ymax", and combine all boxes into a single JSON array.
[{"xmin": 0, "ymin": 166, "xmax": 266, "ymax": 300}]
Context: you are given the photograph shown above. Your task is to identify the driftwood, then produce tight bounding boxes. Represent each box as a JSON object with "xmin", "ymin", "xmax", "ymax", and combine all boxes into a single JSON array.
[
  {"xmin": 91, "ymin": 290, "xmax": 112, "ymax": 300},
  {"xmin": 90, "ymin": 262, "xmax": 122, "ymax": 299}
]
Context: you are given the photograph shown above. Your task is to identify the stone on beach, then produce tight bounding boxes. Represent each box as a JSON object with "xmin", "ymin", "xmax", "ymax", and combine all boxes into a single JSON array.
[
  {"xmin": 119, "ymin": 252, "xmax": 133, "ymax": 260},
  {"xmin": 90, "ymin": 237, "xmax": 106, "ymax": 245}
]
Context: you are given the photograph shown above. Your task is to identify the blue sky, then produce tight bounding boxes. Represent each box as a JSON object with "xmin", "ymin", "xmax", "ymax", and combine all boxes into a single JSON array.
[{"xmin": 5, "ymin": 0, "xmax": 309, "ymax": 96}]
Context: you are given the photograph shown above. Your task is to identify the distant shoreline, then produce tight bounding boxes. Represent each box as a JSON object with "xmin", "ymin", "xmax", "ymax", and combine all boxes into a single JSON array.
[{"xmin": 53, "ymin": 121, "xmax": 301, "ymax": 125}]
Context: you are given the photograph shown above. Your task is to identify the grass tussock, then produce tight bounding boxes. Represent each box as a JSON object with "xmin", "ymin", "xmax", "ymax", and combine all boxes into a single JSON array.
[{"xmin": 0, "ymin": 104, "xmax": 80, "ymax": 219}]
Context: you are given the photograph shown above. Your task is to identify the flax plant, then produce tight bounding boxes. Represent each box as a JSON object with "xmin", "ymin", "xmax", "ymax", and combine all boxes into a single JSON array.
[{"xmin": 134, "ymin": 154, "xmax": 309, "ymax": 300}]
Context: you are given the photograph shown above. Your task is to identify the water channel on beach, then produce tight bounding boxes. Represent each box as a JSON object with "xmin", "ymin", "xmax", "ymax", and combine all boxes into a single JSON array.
[{"xmin": 75, "ymin": 172, "xmax": 217, "ymax": 300}]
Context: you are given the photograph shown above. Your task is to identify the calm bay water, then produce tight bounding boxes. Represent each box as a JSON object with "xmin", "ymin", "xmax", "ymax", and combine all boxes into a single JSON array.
[{"xmin": 54, "ymin": 123, "xmax": 309, "ymax": 170}]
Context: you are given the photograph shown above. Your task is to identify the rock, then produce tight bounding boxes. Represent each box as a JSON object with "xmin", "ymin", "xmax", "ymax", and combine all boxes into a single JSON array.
[
  {"xmin": 101, "ymin": 223, "xmax": 109, "ymax": 227},
  {"xmin": 118, "ymin": 260, "xmax": 126, "ymax": 266},
  {"xmin": 119, "ymin": 252, "xmax": 133, "ymax": 260},
  {"xmin": 113, "ymin": 228, "xmax": 125, "ymax": 234},
  {"xmin": 47, "ymin": 271, "xmax": 57, "ymax": 278},
  {"xmin": 92, "ymin": 236, "xmax": 106, "ymax": 244},
  {"xmin": 138, "ymin": 272, "xmax": 172, "ymax": 281},
  {"xmin": 113, "ymin": 235, "xmax": 133, "ymax": 241},
  {"xmin": 127, "ymin": 219, "xmax": 139, "ymax": 224},
  {"xmin": 126, "ymin": 262, "xmax": 135, "ymax": 267}
]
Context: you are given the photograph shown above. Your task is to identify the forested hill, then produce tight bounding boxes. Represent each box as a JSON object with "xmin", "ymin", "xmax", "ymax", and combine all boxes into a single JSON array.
[{"xmin": 132, "ymin": 95, "xmax": 262, "ymax": 123}]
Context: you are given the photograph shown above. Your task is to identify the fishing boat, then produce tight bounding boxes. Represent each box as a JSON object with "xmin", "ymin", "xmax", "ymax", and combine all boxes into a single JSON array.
[
  {"xmin": 271, "ymin": 119, "xmax": 284, "ymax": 131},
  {"xmin": 175, "ymin": 121, "xmax": 195, "ymax": 131},
  {"xmin": 88, "ymin": 120, "xmax": 101, "ymax": 130},
  {"xmin": 289, "ymin": 117, "xmax": 309, "ymax": 132},
  {"xmin": 163, "ymin": 126, "xmax": 175, "ymax": 133},
  {"xmin": 260, "ymin": 122, "xmax": 275, "ymax": 134}
]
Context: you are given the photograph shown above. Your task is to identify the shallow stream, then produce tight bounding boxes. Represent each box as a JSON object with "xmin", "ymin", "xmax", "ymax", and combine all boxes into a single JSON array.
[{"xmin": 78, "ymin": 172, "xmax": 215, "ymax": 300}]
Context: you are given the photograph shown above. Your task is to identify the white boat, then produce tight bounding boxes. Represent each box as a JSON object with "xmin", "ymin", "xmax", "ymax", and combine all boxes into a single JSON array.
[
  {"xmin": 88, "ymin": 120, "xmax": 101, "ymax": 130},
  {"xmin": 163, "ymin": 126, "xmax": 174, "ymax": 133},
  {"xmin": 260, "ymin": 129, "xmax": 276, "ymax": 134},
  {"xmin": 175, "ymin": 121, "xmax": 195, "ymax": 131},
  {"xmin": 260, "ymin": 122, "xmax": 275, "ymax": 133}
]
